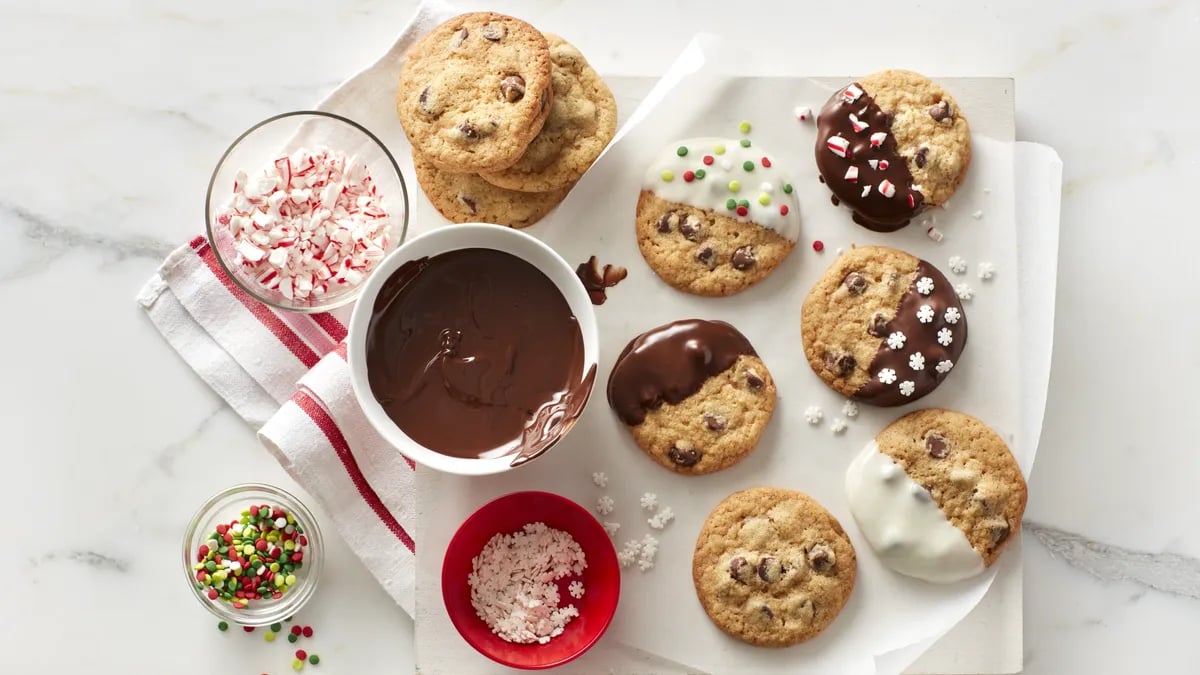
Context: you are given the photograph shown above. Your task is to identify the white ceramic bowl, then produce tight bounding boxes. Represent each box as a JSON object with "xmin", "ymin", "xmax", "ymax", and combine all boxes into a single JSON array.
[{"xmin": 347, "ymin": 224, "xmax": 600, "ymax": 476}]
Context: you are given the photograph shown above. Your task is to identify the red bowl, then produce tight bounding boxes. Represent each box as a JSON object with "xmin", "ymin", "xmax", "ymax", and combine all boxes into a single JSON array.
[{"xmin": 442, "ymin": 491, "xmax": 621, "ymax": 670}]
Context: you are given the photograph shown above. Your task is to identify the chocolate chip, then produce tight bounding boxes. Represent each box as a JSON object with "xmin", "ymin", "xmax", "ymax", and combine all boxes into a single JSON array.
[
  {"xmin": 731, "ymin": 246, "xmax": 756, "ymax": 270},
  {"xmin": 984, "ymin": 519, "xmax": 1011, "ymax": 547},
  {"xmin": 757, "ymin": 605, "xmax": 774, "ymax": 621},
  {"xmin": 656, "ymin": 211, "xmax": 678, "ymax": 233},
  {"xmin": 500, "ymin": 75, "xmax": 525, "ymax": 103},
  {"xmin": 728, "ymin": 556, "xmax": 752, "ymax": 583},
  {"xmin": 824, "ymin": 350, "xmax": 856, "ymax": 377},
  {"xmin": 695, "ymin": 245, "xmax": 716, "ymax": 268},
  {"xmin": 842, "ymin": 271, "xmax": 868, "ymax": 294},
  {"xmin": 925, "ymin": 432, "xmax": 949, "ymax": 459},
  {"xmin": 455, "ymin": 122, "xmax": 479, "ymax": 140},
  {"xmin": 481, "ymin": 22, "xmax": 506, "ymax": 41},
  {"xmin": 928, "ymin": 100, "xmax": 953, "ymax": 122},
  {"xmin": 744, "ymin": 370, "xmax": 765, "ymax": 390},
  {"xmin": 757, "ymin": 556, "xmax": 783, "ymax": 583},
  {"xmin": 667, "ymin": 440, "xmax": 700, "ymax": 467},
  {"xmin": 449, "ymin": 27, "xmax": 469, "ymax": 48},
  {"xmin": 679, "ymin": 215, "xmax": 703, "ymax": 241},
  {"xmin": 807, "ymin": 543, "xmax": 836, "ymax": 573},
  {"xmin": 455, "ymin": 194, "xmax": 477, "ymax": 215},
  {"xmin": 418, "ymin": 86, "xmax": 440, "ymax": 115},
  {"xmin": 703, "ymin": 413, "xmax": 727, "ymax": 431},
  {"xmin": 914, "ymin": 146, "xmax": 929, "ymax": 169},
  {"xmin": 867, "ymin": 311, "xmax": 890, "ymax": 337}
]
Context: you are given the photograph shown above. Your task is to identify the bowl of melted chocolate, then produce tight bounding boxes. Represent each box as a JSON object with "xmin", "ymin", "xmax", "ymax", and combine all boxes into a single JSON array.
[{"xmin": 348, "ymin": 224, "xmax": 599, "ymax": 475}]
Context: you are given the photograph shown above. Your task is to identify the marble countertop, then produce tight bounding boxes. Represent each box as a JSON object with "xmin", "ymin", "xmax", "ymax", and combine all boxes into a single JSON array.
[{"xmin": 2, "ymin": 0, "xmax": 1198, "ymax": 672}]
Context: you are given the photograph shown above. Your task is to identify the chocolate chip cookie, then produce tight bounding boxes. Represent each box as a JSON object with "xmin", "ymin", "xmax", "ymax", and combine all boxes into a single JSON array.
[
  {"xmin": 396, "ymin": 12, "xmax": 553, "ymax": 173},
  {"xmin": 801, "ymin": 245, "xmax": 966, "ymax": 406},
  {"xmin": 692, "ymin": 487, "xmax": 856, "ymax": 647},
  {"xmin": 815, "ymin": 70, "xmax": 971, "ymax": 231},
  {"xmin": 607, "ymin": 319, "xmax": 776, "ymax": 475},
  {"xmin": 637, "ymin": 136, "xmax": 800, "ymax": 296},
  {"xmin": 479, "ymin": 34, "xmax": 617, "ymax": 193},
  {"xmin": 413, "ymin": 155, "xmax": 570, "ymax": 228},
  {"xmin": 845, "ymin": 409, "xmax": 1026, "ymax": 582}
]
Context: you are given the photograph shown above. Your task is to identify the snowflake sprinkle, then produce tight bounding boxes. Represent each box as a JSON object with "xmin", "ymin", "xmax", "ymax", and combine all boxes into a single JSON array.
[
  {"xmin": 935, "ymin": 360, "xmax": 954, "ymax": 374},
  {"xmin": 887, "ymin": 331, "xmax": 907, "ymax": 350},
  {"xmin": 591, "ymin": 472, "xmax": 608, "ymax": 488},
  {"xmin": 949, "ymin": 256, "xmax": 968, "ymax": 274},
  {"xmin": 909, "ymin": 353, "xmax": 926, "ymax": 370},
  {"xmin": 831, "ymin": 418, "xmax": 848, "ymax": 434},
  {"xmin": 568, "ymin": 580, "xmax": 586, "ymax": 599},
  {"xmin": 899, "ymin": 381, "xmax": 916, "ymax": 396},
  {"xmin": 639, "ymin": 493, "xmax": 658, "ymax": 511},
  {"xmin": 917, "ymin": 305, "xmax": 934, "ymax": 323},
  {"xmin": 596, "ymin": 496, "xmax": 614, "ymax": 516},
  {"xmin": 944, "ymin": 307, "xmax": 961, "ymax": 324},
  {"xmin": 804, "ymin": 406, "xmax": 824, "ymax": 424},
  {"xmin": 648, "ymin": 507, "xmax": 675, "ymax": 530},
  {"xmin": 955, "ymin": 283, "xmax": 974, "ymax": 300},
  {"xmin": 916, "ymin": 277, "xmax": 935, "ymax": 295},
  {"xmin": 978, "ymin": 262, "xmax": 996, "ymax": 280},
  {"xmin": 878, "ymin": 368, "xmax": 897, "ymax": 384},
  {"xmin": 937, "ymin": 328, "xmax": 954, "ymax": 346},
  {"xmin": 842, "ymin": 400, "xmax": 859, "ymax": 418},
  {"xmin": 603, "ymin": 522, "xmax": 621, "ymax": 538}
]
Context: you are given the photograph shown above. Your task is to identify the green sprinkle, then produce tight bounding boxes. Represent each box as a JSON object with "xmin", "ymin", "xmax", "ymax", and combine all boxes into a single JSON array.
[
  {"xmin": 694, "ymin": 169, "xmax": 706, "ymax": 179},
  {"xmin": 738, "ymin": 121, "xmax": 751, "ymax": 134},
  {"xmin": 714, "ymin": 144, "xmax": 726, "ymax": 155},
  {"xmin": 676, "ymin": 146, "xmax": 688, "ymax": 157},
  {"xmin": 758, "ymin": 193, "xmax": 771, "ymax": 206},
  {"xmin": 739, "ymin": 139, "xmax": 751, "ymax": 148},
  {"xmin": 309, "ymin": 654, "xmax": 320, "ymax": 665},
  {"xmin": 288, "ymin": 633, "xmax": 300, "ymax": 644},
  {"xmin": 286, "ymin": 616, "xmax": 294, "ymax": 622},
  {"xmin": 725, "ymin": 198, "xmax": 737, "ymax": 210},
  {"xmin": 742, "ymin": 160, "xmax": 754, "ymax": 172},
  {"xmin": 727, "ymin": 180, "xmax": 741, "ymax": 193},
  {"xmin": 217, "ymin": 621, "xmax": 229, "ymax": 632},
  {"xmin": 738, "ymin": 199, "xmax": 750, "ymax": 208},
  {"xmin": 259, "ymin": 507, "xmax": 270, "ymax": 519},
  {"xmin": 271, "ymin": 622, "xmax": 283, "ymax": 633},
  {"xmin": 292, "ymin": 658, "xmax": 304, "ymax": 671},
  {"xmin": 660, "ymin": 170, "xmax": 674, "ymax": 182},
  {"xmin": 783, "ymin": 183, "xmax": 794, "ymax": 194},
  {"xmin": 205, "ymin": 561, "xmax": 217, "ymax": 572},
  {"xmin": 265, "ymin": 631, "xmax": 276, "ymax": 642}
]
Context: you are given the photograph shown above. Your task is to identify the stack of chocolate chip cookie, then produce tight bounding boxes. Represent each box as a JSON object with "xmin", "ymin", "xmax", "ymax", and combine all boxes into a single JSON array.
[{"xmin": 396, "ymin": 12, "xmax": 617, "ymax": 229}]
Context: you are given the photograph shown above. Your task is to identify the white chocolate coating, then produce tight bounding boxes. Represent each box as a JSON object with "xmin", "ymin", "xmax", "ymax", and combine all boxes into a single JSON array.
[{"xmin": 845, "ymin": 441, "xmax": 984, "ymax": 583}]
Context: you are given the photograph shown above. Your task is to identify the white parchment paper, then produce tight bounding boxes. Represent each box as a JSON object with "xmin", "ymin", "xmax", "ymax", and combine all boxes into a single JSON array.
[{"xmin": 414, "ymin": 34, "xmax": 1037, "ymax": 675}]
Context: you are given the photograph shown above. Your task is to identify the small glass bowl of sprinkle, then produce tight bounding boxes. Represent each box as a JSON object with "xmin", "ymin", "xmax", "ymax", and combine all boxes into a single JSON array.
[
  {"xmin": 182, "ymin": 484, "xmax": 324, "ymax": 627},
  {"xmin": 205, "ymin": 110, "xmax": 410, "ymax": 313}
]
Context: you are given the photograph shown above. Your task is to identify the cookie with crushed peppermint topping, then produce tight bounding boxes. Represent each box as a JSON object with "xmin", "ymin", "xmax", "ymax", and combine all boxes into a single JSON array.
[{"xmin": 801, "ymin": 246, "xmax": 966, "ymax": 406}]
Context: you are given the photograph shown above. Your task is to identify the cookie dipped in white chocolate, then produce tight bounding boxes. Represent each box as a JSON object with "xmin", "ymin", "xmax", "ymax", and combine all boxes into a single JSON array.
[
  {"xmin": 844, "ymin": 441, "xmax": 984, "ymax": 583},
  {"xmin": 644, "ymin": 137, "xmax": 800, "ymax": 241}
]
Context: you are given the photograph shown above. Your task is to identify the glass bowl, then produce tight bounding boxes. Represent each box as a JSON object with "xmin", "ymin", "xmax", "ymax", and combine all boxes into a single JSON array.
[
  {"xmin": 204, "ymin": 110, "xmax": 409, "ymax": 313},
  {"xmin": 182, "ymin": 483, "xmax": 324, "ymax": 626}
]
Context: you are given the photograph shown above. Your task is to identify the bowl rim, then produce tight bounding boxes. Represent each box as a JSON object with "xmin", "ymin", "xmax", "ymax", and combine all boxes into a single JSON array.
[
  {"xmin": 440, "ymin": 490, "xmax": 621, "ymax": 670},
  {"xmin": 203, "ymin": 109, "xmax": 411, "ymax": 314},
  {"xmin": 346, "ymin": 223, "xmax": 601, "ymax": 476}
]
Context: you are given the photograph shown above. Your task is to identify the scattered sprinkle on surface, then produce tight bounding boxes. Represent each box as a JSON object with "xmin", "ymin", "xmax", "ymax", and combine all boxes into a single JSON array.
[
  {"xmin": 804, "ymin": 406, "xmax": 823, "ymax": 425},
  {"xmin": 596, "ymin": 496, "xmax": 615, "ymax": 516},
  {"xmin": 591, "ymin": 471, "xmax": 608, "ymax": 488},
  {"xmin": 640, "ymin": 493, "xmax": 659, "ymax": 511},
  {"xmin": 841, "ymin": 400, "xmax": 859, "ymax": 418}
]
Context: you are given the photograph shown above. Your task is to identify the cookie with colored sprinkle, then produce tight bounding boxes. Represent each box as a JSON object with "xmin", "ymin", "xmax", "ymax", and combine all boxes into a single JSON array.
[
  {"xmin": 815, "ymin": 70, "xmax": 971, "ymax": 232},
  {"xmin": 636, "ymin": 135, "xmax": 800, "ymax": 296}
]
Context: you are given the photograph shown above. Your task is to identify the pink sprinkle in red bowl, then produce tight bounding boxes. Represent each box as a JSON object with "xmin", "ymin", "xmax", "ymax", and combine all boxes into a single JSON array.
[{"xmin": 442, "ymin": 491, "xmax": 620, "ymax": 670}]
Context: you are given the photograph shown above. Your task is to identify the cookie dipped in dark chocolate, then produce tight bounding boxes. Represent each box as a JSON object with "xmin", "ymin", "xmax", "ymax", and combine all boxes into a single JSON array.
[
  {"xmin": 607, "ymin": 319, "xmax": 756, "ymax": 426},
  {"xmin": 855, "ymin": 260, "xmax": 966, "ymax": 405},
  {"xmin": 365, "ymin": 248, "xmax": 585, "ymax": 459},
  {"xmin": 815, "ymin": 83, "xmax": 925, "ymax": 232}
]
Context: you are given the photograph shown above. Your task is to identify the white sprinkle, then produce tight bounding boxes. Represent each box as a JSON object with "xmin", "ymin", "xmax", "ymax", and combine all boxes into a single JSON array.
[
  {"xmin": 639, "ymin": 493, "xmax": 659, "ymax": 511},
  {"xmin": 804, "ymin": 406, "xmax": 824, "ymax": 425},
  {"xmin": 935, "ymin": 360, "xmax": 954, "ymax": 374},
  {"xmin": 937, "ymin": 328, "xmax": 954, "ymax": 346},
  {"xmin": 591, "ymin": 471, "xmax": 608, "ymax": 488},
  {"xmin": 831, "ymin": 418, "xmax": 848, "ymax": 434},
  {"xmin": 596, "ymin": 496, "xmax": 614, "ymax": 516},
  {"xmin": 637, "ymin": 534, "xmax": 659, "ymax": 572},
  {"xmin": 899, "ymin": 381, "xmax": 916, "ymax": 397},
  {"xmin": 909, "ymin": 353, "xmax": 926, "ymax": 370},
  {"xmin": 648, "ymin": 507, "xmax": 675, "ymax": 530},
  {"xmin": 878, "ymin": 368, "xmax": 897, "ymax": 384},
  {"xmin": 949, "ymin": 255, "xmax": 968, "ymax": 274},
  {"xmin": 887, "ymin": 331, "xmax": 907, "ymax": 350},
  {"xmin": 916, "ymin": 276, "xmax": 935, "ymax": 295},
  {"xmin": 603, "ymin": 522, "xmax": 621, "ymax": 538},
  {"xmin": 842, "ymin": 400, "xmax": 859, "ymax": 418},
  {"xmin": 917, "ymin": 304, "xmax": 935, "ymax": 323},
  {"xmin": 944, "ymin": 307, "xmax": 961, "ymax": 324},
  {"xmin": 983, "ymin": 187, "xmax": 992, "ymax": 194},
  {"xmin": 955, "ymin": 283, "xmax": 974, "ymax": 300},
  {"xmin": 720, "ymin": 158, "xmax": 734, "ymax": 171},
  {"xmin": 617, "ymin": 539, "xmax": 642, "ymax": 568},
  {"xmin": 978, "ymin": 262, "xmax": 996, "ymax": 280},
  {"xmin": 568, "ymin": 580, "xmax": 586, "ymax": 600},
  {"xmin": 972, "ymin": 210, "xmax": 984, "ymax": 220},
  {"xmin": 861, "ymin": 185, "xmax": 872, "ymax": 198},
  {"xmin": 760, "ymin": 182, "xmax": 774, "ymax": 193}
]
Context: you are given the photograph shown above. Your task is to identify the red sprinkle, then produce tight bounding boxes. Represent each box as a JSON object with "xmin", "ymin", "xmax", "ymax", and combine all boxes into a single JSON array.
[
  {"xmin": 683, "ymin": 170, "xmax": 695, "ymax": 182},
  {"xmin": 812, "ymin": 240, "xmax": 825, "ymax": 252},
  {"xmin": 222, "ymin": 533, "xmax": 233, "ymax": 544},
  {"xmin": 296, "ymin": 650, "xmax": 308, "ymax": 660},
  {"xmin": 702, "ymin": 155, "xmax": 714, "ymax": 166},
  {"xmin": 207, "ymin": 588, "xmax": 219, "ymax": 600},
  {"xmin": 215, "ymin": 524, "xmax": 229, "ymax": 535},
  {"xmin": 292, "ymin": 626, "xmax": 303, "ymax": 636},
  {"xmin": 302, "ymin": 626, "xmax": 314, "ymax": 638},
  {"xmin": 198, "ymin": 545, "xmax": 210, "ymax": 557},
  {"xmin": 735, "ymin": 206, "xmax": 748, "ymax": 217},
  {"xmin": 243, "ymin": 626, "xmax": 256, "ymax": 633},
  {"xmin": 256, "ymin": 539, "xmax": 268, "ymax": 551},
  {"xmin": 761, "ymin": 157, "xmax": 772, "ymax": 168}
]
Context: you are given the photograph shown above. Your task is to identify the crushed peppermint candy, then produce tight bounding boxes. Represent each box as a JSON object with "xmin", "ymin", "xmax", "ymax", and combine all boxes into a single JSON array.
[
  {"xmin": 568, "ymin": 580, "xmax": 586, "ymax": 600},
  {"xmin": 842, "ymin": 84, "xmax": 864, "ymax": 103},
  {"xmin": 639, "ymin": 493, "xmax": 659, "ymax": 511},
  {"xmin": 216, "ymin": 147, "xmax": 391, "ymax": 301},
  {"xmin": 826, "ymin": 135, "xmax": 850, "ymax": 158},
  {"xmin": 978, "ymin": 262, "xmax": 996, "ymax": 280},
  {"xmin": 949, "ymin": 255, "xmax": 968, "ymax": 274},
  {"xmin": 831, "ymin": 418, "xmax": 848, "ymax": 434},
  {"xmin": 596, "ymin": 496, "xmax": 615, "ymax": 516},
  {"xmin": 869, "ymin": 132, "xmax": 887, "ymax": 148},
  {"xmin": 926, "ymin": 226, "xmax": 944, "ymax": 242},
  {"xmin": 591, "ymin": 471, "xmax": 608, "ymax": 488},
  {"xmin": 842, "ymin": 400, "xmax": 859, "ymax": 418},
  {"xmin": 804, "ymin": 406, "xmax": 824, "ymax": 424},
  {"xmin": 467, "ymin": 522, "xmax": 586, "ymax": 645},
  {"xmin": 647, "ymin": 507, "xmax": 675, "ymax": 530},
  {"xmin": 794, "ymin": 106, "xmax": 813, "ymax": 122}
]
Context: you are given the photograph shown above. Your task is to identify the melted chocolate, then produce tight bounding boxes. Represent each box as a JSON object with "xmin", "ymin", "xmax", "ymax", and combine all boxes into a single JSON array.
[
  {"xmin": 575, "ymin": 256, "xmax": 628, "ymax": 305},
  {"xmin": 365, "ymin": 248, "xmax": 585, "ymax": 459},
  {"xmin": 815, "ymin": 84, "xmax": 925, "ymax": 232},
  {"xmin": 607, "ymin": 319, "xmax": 756, "ymax": 426},
  {"xmin": 855, "ymin": 260, "xmax": 966, "ymax": 406}
]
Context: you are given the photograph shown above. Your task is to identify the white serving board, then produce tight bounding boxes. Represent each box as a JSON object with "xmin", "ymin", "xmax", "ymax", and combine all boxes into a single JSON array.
[{"xmin": 413, "ymin": 60, "xmax": 1035, "ymax": 674}]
